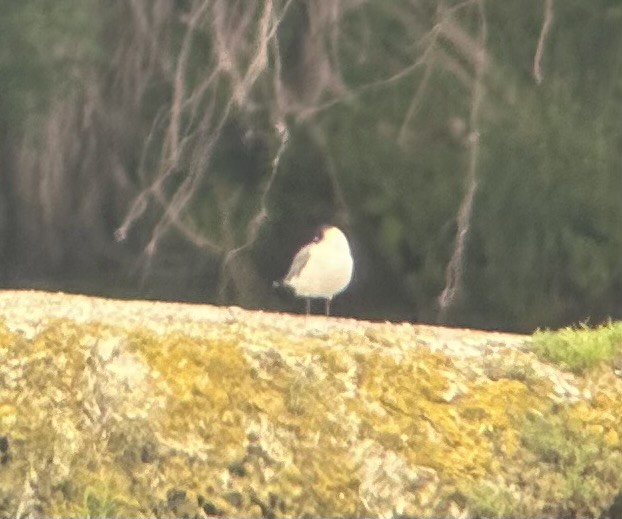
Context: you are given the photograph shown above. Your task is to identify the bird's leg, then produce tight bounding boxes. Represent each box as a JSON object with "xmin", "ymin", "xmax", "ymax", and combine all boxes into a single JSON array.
[
  {"xmin": 305, "ymin": 298, "xmax": 311, "ymax": 316},
  {"xmin": 325, "ymin": 298, "xmax": 331, "ymax": 317}
]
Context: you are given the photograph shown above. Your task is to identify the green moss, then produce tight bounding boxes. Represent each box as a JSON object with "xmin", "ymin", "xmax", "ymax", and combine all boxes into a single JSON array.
[
  {"xmin": 483, "ymin": 352, "xmax": 540, "ymax": 384},
  {"xmin": 532, "ymin": 321, "xmax": 622, "ymax": 373},
  {"xmin": 461, "ymin": 480, "xmax": 520, "ymax": 518},
  {"xmin": 519, "ymin": 407, "xmax": 622, "ymax": 517},
  {"xmin": 49, "ymin": 467, "xmax": 145, "ymax": 518},
  {"xmin": 80, "ymin": 485, "xmax": 125, "ymax": 518}
]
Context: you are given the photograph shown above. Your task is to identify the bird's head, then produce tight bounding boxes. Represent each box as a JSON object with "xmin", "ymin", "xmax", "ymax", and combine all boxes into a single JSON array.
[{"xmin": 312, "ymin": 225, "xmax": 349, "ymax": 249}]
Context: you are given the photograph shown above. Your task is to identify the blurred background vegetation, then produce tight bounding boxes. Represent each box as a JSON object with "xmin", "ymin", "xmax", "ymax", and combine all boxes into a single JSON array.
[{"xmin": 0, "ymin": 0, "xmax": 620, "ymax": 332}]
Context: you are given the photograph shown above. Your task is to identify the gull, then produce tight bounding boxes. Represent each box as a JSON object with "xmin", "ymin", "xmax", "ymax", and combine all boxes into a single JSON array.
[{"xmin": 275, "ymin": 225, "xmax": 354, "ymax": 316}]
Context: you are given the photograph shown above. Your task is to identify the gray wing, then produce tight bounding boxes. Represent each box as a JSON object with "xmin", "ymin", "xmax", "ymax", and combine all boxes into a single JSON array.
[{"xmin": 283, "ymin": 245, "xmax": 312, "ymax": 284}]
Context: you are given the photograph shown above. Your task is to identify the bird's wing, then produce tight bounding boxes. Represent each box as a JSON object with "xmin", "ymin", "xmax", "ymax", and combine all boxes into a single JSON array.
[{"xmin": 283, "ymin": 244, "xmax": 313, "ymax": 284}]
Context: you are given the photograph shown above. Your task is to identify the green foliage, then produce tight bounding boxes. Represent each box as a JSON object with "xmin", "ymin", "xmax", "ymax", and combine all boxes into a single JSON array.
[
  {"xmin": 460, "ymin": 17, "xmax": 622, "ymax": 330},
  {"xmin": 531, "ymin": 321, "xmax": 622, "ymax": 373},
  {"xmin": 0, "ymin": 0, "xmax": 99, "ymax": 126}
]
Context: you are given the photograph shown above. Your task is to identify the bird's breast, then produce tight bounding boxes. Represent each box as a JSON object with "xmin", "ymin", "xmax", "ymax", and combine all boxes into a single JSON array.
[{"xmin": 286, "ymin": 244, "xmax": 353, "ymax": 298}]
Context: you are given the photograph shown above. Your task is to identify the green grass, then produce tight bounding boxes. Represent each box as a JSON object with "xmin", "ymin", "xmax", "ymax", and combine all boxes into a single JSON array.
[
  {"xmin": 531, "ymin": 321, "xmax": 622, "ymax": 373},
  {"xmin": 71, "ymin": 480, "xmax": 141, "ymax": 519},
  {"xmin": 81, "ymin": 486, "xmax": 122, "ymax": 519}
]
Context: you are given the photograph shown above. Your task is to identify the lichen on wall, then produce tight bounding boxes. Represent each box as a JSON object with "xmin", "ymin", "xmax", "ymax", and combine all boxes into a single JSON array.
[{"xmin": 0, "ymin": 290, "xmax": 620, "ymax": 518}]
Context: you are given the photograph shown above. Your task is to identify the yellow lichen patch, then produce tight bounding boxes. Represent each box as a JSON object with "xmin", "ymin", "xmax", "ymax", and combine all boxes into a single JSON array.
[
  {"xmin": 572, "ymin": 367, "xmax": 622, "ymax": 464},
  {"xmin": 0, "ymin": 320, "xmax": 143, "ymax": 516},
  {"xmin": 240, "ymin": 342, "xmax": 366, "ymax": 517},
  {"xmin": 126, "ymin": 329, "xmax": 264, "ymax": 465},
  {"xmin": 2, "ymin": 320, "xmax": 90, "ymax": 439},
  {"xmin": 353, "ymin": 347, "xmax": 559, "ymax": 515},
  {"xmin": 121, "ymin": 327, "xmax": 364, "ymax": 517},
  {"xmin": 0, "ymin": 320, "xmax": 19, "ymax": 348}
]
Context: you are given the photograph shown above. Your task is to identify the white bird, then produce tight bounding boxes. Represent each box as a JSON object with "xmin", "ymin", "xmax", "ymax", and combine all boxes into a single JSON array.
[{"xmin": 275, "ymin": 225, "xmax": 354, "ymax": 316}]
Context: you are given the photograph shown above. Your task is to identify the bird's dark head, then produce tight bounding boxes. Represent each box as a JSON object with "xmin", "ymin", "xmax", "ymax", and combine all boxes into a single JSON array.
[
  {"xmin": 310, "ymin": 225, "xmax": 349, "ymax": 247},
  {"xmin": 311, "ymin": 225, "xmax": 328, "ymax": 243}
]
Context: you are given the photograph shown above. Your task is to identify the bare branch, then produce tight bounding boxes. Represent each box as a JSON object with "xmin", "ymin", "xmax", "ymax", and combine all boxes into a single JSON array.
[
  {"xmin": 168, "ymin": 0, "xmax": 211, "ymax": 165},
  {"xmin": 309, "ymin": 125, "xmax": 351, "ymax": 226},
  {"xmin": 534, "ymin": 0, "xmax": 554, "ymax": 84},
  {"xmin": 438, "ymin": 0, "xmax": 488, "ymax": 322},
  {"xmin": 217, "ymin": 118, "xmax": 290, "ymax": 298},
  {"xmin": 398, "ymin": 63, "xmax": 433, "ymax": 146}
]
